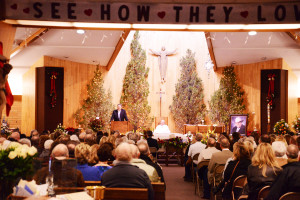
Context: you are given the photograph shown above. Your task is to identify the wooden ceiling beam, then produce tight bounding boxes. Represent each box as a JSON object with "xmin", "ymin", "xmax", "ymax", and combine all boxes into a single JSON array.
[
  {"xmin": 10, "ymin": 28, "xmax": 48, "ymax": 58},
  {"xmin": 106, "ymin": 29, "xmax": 130, "ymax": 71},
  {"xmin": 286, "ymin": 31, "xmax": 300, "ymax": 44},
  {"xmin": 205, "ymin": 32, "xmax": 217, "ymax": 71}
]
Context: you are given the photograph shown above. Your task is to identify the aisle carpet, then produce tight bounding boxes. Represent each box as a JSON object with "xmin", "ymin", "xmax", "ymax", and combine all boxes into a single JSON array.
[{"xmin": 162, "ymin": 164, "xmax": 206, "ymax": 200}]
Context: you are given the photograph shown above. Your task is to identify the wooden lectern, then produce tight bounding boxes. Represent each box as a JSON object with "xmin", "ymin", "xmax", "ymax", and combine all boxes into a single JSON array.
[{"xmin": 111, "ymin": 121, "xmax": 129, "ymax": 133}]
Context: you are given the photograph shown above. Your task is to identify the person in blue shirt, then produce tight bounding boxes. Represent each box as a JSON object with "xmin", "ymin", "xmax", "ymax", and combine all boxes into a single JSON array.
[{"xmin": 94, "ymin": 143, "xmax": 113, "ymax": 179}]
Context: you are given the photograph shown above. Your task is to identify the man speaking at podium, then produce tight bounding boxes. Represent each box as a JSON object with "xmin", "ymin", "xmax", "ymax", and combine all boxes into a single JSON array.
[{"xmin": 111, "ymin": 104, "xmax": 128, "ymax": 121}]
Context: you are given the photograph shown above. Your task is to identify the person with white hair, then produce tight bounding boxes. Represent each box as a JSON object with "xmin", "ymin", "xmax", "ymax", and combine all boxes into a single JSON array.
[
  {"xmin": 101, "ymin": 143, "xmax": 154, "ymax": 200},
  {"xmin": 272, "ymin": 141, "xmax": 288, "ymax": 166},
  {"xmin": 153, "ymin": 120, "xmax": 171, "ymax": 134},
  {"xmin": 39, "ymin": 139, "xmax": 54, "ymax": 159},
  {"xmin": 231, "ymin": 117, "xmax": 246, "ymax": 135},
  {"xmin": 19, "ymin": 138, "xmax": 31, "ymax": 147}
]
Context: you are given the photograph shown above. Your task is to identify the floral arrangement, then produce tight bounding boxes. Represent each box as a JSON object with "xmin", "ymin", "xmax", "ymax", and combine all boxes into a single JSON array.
[
  {"xmin": 292, "ymin": 116, "xmax": 300, "ymax": 133},
  {"xmin": 54, "ymin": 123, "xmax": 65, "ymax": 133},
  {"xmin": 1, "ymin": 120, "xmax": 11, "ymax": 138},
  {"xmin": 158, "ymin": 136, "xmax": 189, "ymax": 149},
  {"xmin": 0, "ymin": 142, "xmax": 37, "ymax": 181},
  {"xmin": 273, "ymin": 119, "xmax": 291, "ymax": 135},
  {"xmin": 65, "ymin": 127, "xmax": 75, "ymax": 135},
  {"xmin": 88, "ymin": 118, "xmax": 103, "ymax": 132}
]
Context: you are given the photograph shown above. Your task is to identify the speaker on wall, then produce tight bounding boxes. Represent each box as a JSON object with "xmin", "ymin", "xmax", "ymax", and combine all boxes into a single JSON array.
[
  {"xmin": 261, "ymin": 69, "xmax": 287, "ymax": 134},
  {"xmin": 36, "ymin": 67, "xmax": 64, "ymax": 133}
]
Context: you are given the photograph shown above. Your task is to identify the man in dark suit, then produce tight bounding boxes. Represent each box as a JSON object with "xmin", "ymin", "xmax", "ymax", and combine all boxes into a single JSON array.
[
  {"xmin": 110, "ymin": 104, "xmax": 128, "ymax": 121},
  {"xmin": 101, "ymin": 143, "xmax": 154, "ymax": 200},
  {"xmin": 231, "ymin": 117, "xmax": 246, "ymax": 135}
]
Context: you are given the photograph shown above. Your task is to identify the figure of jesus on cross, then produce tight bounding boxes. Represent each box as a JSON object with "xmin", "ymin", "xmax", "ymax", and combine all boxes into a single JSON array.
[{"xmin": 149, "ymin": 46, "xmax": 177, "ymax": 83}]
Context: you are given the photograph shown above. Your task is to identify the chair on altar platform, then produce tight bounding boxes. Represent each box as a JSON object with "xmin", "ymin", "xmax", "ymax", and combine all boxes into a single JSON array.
[{"xmin": 184, "ymin": 124, "xmax": 197, "ymax": 134}]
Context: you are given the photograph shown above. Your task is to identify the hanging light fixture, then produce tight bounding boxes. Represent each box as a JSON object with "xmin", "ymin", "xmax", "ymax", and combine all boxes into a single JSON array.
[{"xmin": 204, "ymin": 53, "xmax": 214, "ymax": 78}]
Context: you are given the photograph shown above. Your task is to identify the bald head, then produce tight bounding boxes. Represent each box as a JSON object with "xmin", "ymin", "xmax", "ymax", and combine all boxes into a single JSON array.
[
  {"xmin": 115, "ymin": 142, "xmax": 132, "ymax": 162},
  {"xmin": 51, "ymin": 144, "xmax": 69, "ymax": 159},
  {"xmin": 10, "ymin": 132, "xmax": 20, "ymax": 141},
  {"xmin": 286, "ymin": 144, "xmax": 299, "ymax": 159},
  {"xmin": 129, "ymin": 144, "xmax": 140, "ymax": 158}
]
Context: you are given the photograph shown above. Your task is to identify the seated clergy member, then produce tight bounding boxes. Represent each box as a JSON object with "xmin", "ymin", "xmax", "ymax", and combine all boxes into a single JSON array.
[
  {"xmin": 75, "ymin": 143, "xmax": 101, "ymax": 181},
  {"xmin": 110, "ymin": 104, "xmax": 128, "ymax": 121},
  {"xmin": 33, "ymin": 144, "xmax": 85, "ymax": 187},
  {"xmin": 137, "ymin": 141, "xmax": 165, "ymax": 182},
  {"xmin": 265, "ymin": 144, "xmax": 300, "ymax": 200},
  {"xmin": 153, "ymin": 120, "xmax": 170, "ymax": 134},
  {"xmin": 130, "ymin": 144, "xmax": 159, "ymax": 182},
  {"xmin": 101, "ymin": 143, "xmax": 154, "ymax": 200}
]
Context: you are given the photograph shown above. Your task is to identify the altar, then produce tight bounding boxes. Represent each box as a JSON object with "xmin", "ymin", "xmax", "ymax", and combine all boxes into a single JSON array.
[{"xmin": 152, "ymin": 132, "xmax": 190, "ymax": 142}]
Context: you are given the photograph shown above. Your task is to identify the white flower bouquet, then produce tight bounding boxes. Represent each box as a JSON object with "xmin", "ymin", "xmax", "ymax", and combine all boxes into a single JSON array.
[{"xmin": 0, "ymin": 142, "xmax": 38, "ymax": 181}]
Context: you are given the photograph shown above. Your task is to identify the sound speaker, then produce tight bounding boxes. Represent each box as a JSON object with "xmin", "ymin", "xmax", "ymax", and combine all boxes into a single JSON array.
[
  {"xmin": 36, "ymin": 67, "xmax": 64, "ymax": 133},
  {"xmin": 261, "ymin": 69, "xmax": 287, "ymax": 134}
]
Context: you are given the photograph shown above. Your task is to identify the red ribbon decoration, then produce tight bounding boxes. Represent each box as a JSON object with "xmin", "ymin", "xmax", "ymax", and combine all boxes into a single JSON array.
[
  {"xmin": 266, "ymin": 73, "xmax": 275, "ymax": 108},
  {"xmin": 50, "ymin": 72, "xmax": 58, "ymax": 108}
]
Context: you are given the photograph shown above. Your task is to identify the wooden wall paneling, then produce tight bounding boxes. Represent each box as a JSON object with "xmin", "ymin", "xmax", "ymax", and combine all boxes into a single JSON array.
[
  {"xmin": 43, "ymin": 56, "xmax": 99, "ymax": 128},
  {"xmin": 21, "ymin": 57, "xmax": 45, "ymax": 135},
  {"xmin": 0, "ymin": 22, "xmax": 16, "ymax": 58},
  {"xmin": 282, "ymin": 60, "xmax": 298, "ymax": 124}
]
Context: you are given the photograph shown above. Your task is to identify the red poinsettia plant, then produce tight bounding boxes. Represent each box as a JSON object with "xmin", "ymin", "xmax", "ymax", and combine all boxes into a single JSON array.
[{"xmin": 88, "ymin": 118, "xmax": 103, "ymax": 132}]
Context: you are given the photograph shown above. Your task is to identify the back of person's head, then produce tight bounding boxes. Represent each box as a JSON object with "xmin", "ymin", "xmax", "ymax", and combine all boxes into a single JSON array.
[
  {"xmin": 30, "ymin": 129, "xmax": 39, "ymax": 137},
  {"xmin": 244, "ymin": 137, "xmax": 257, "ymax": 149},
  {"xmin": 59, "ymin": 135, "xmax": 70, "ymax": 145},
  {"xmin": 44, "ymin": 139, "xmax": 54, "ymax": 150},
  {"xmin": 114, "ymin": 131, "xmax": 121, "ymax": 138},
  {"xmin": 51, "ymin": 143, "xmax": 69, "ymax": 159},
  {"xmin": 97, "ymin": 143, "xmax": 113, "ymax": 162},
  {"xmin": 195, "ymin": 133, "xmax": 203, "ymax": 142},
  {"xmin": 128, "ymin": 133, "xmax": 140, "ymax": 144},
  {"xmin": 284, "ymin": 134, "xmax": 291, "ymax": 145},
  {"xmin": 220, "ymin": 137, "xmax": 230, "ymax": 149},
  {"xmin": 89, "ymin": 144, "xmax": 100, "ymax": 164},
  {"xmin": 19, "ymin": 138, "xmax": 31, "ymax": 147},
  {"xmin": 207, "ymin": 138, "xmax": 216, "ymax": 147},
  {"xmin": 289, "ymin": 135, "xmax": 298, "ymax": 146},
  {"xmin": 53, "ymin": 131, "xmax": 62, "ymax": 141},
  {"xmin": 107, "ymin": 135, "xmax": 116, "ymax": 147},
  {"xmin": 86, "ymin": 129, "xmax": 93, "ymax": 135},
  {"xmin": 137, "ymin": 142, "xmax": 150, "ymax": 156},
  {"xmin": 115, "ymin": 142, "xmax": 132, "ymax": 162},
  {"xmin": 272, "ymin": 141, "xmax": 287, "ymax": 158},
  {"xmin": 286, "ymin": 144, "xmax": 299, "ymax": 159},
  {"xmin": 99, "ymin": 136, "xmax": 108, "ymax": 146},
  {"xmin": 39, "ymin": 135, "xmax": 50, "ymax": 149},
  {"xmin": 79, "ymin": 132, "xmax": 86, "ymax": 142},
  {"xmin": 103, "ymin": 132, "xmax": 109, "ymax": 137},
  {"xmin": 31, "ymin": 135, "xmax": 40, "ymax": 146},
  {"xmin": 75, "ymin": 143, "xmax": 91, "ymax": 164},
  {"xmin": 85, "ymin": 133, "xmax": 96, "ymax": 146},
  {"xmin": 10, "ymin": 132, "xmax": 20, "ymax": 141},
  {"xmin": 232, "ymin": 132, "xmax": 240, "ymax": 141},
  {"xmin": 66, "ymin": 140, "xmax": 80, "ymax": 158},
  {"xmin": 129, "ymin": 144, "xmax": 140, "ymax": 159},
  {"xmin": 270, "ymin": 134, "xmax": 276, "ymax": 143},
  {"xmin": 243, "ymin": 140, "xmax": 254, "ymax": 156},
  {"xmin": 260, "ymin": 134, "xmax": 271, "ymax": 144},
  {"xmin": 115, "ymin": 137, "xmax": 126, "ymax": 147},
  {"xmin": 147, "ymin": 131, "xmax": 153, "ymax": 138},
  {"xmin": 70, "ymin": 134, "xmax": 80, "ymax": 142},
  {"xmin": 233, "ymin": 142, "xmax": 251, "ymax": 160},
  {"xmin": 252, "ymin": 143, "xmax": 280, "ymax": 177}
]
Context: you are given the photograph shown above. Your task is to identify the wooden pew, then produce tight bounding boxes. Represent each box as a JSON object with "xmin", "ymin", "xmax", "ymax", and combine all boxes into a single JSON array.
[
  {"xmin": 152, "ymin": 182, "xmax": 165, "ymax": 200},
  {"xmin": 104, "ymin": 188, "xmax": 148, "ymax": 200}
]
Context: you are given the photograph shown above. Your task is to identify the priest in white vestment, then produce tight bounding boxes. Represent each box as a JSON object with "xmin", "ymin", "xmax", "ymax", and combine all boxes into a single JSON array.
[{"xmin": 154, "ymin": 120, "xmax": 171, "ymax": 134}]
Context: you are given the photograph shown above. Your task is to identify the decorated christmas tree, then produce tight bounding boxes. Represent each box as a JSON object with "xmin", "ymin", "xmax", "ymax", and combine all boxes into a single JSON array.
[
  {"xmin": 120, "ymin": 31, "xmax": 152, "ymax": 131},
  {"xmin": 74, "ymin": 67, "xmax": 113, "ymax": 132},
  {"xmin": 169, "ymin": 49, "xmax": 206, "ymax": 132},
  {"xmin": 209, "ymin": 66, "xmax": 246, "ymax": 128}
]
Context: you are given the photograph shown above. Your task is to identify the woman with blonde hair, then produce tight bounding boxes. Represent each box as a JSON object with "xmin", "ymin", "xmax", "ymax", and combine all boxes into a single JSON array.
[
  {"xmin": 107, "ymin": 135, "xmax": 116, "ymax": 148},
  {"xmin": 246, "ymin": 143, "xmax": 282, "ymax": 200},
  {"xmin": 89, "ymin": 144, "xmax": 100, "ymax": 165},
  {"xmin": 99, "ymin": 136, "xmax": 108, "ymax": 146},
  {"xmin": 75, "ymin": 143, "xmax": 101, "ymax": 181}
]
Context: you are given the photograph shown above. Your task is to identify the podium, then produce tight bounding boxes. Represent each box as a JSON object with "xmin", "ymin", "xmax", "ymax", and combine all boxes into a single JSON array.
[{"xmin": 111, "ymin": 121, "xmax": 129, "ymax": 133}]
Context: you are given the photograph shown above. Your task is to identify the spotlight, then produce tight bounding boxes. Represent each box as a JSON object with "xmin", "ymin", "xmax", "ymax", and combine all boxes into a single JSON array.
[
  {"xmin": 76, "ymin": 29, "xmax": 85, "ymax": 34},
  {"xmin": 248, "ymin": 31, "xmax": 257, "ymax": 36}
]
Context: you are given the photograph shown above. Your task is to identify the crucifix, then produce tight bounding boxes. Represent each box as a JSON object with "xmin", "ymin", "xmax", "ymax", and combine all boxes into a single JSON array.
[{"xmin": 156, "ymin": 88, "xmax": 165, "ymax": 117}]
